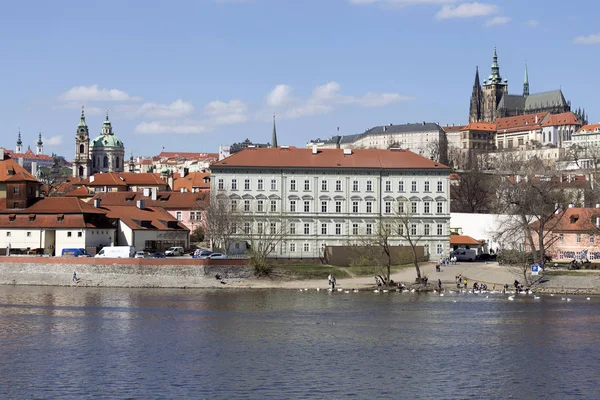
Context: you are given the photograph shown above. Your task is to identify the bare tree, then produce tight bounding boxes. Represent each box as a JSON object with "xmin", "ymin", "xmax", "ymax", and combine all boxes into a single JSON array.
[
  {"xmin": 202, "ymin": 193, "xmax": 241, "ymax": 254},
  {"xmin": 349, "ymin": 221, "xmax": 395, "ymax": 286},
  {"xmin": 241, "ymin": 218, "xmax": 287, "ymax": 276},
  {"xmin": 451, "ymin": 150, "xmax": 500, "ymax": 213},
  {"xmin": 396, "ymin": 201, "xmax": 425, "ymax": 283}
]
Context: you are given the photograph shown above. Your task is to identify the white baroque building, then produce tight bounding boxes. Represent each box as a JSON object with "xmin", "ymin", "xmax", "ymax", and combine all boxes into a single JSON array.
[{"xmin": 210, "ymin": 147, "xmax": 451, "ymax": 258}]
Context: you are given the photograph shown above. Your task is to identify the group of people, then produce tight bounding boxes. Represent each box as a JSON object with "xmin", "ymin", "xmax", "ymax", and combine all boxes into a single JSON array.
[
  {"xmin": 455, "ymin": 275, "xmax": 466, "ymax": 289},
  {"xmin": 472, "ymin": 282, "xmax": 489, "ymax": 291}
]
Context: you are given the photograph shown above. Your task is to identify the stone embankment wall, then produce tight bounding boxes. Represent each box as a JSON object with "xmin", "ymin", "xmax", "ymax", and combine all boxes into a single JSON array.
[{"xmin": 0, "ymin": 257, "xmax": 252, "ymax": 288}]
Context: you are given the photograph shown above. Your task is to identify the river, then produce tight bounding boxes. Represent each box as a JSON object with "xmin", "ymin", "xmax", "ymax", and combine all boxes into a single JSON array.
[{"xmin": 0, "ymin": 286, "xmax": 599, "ymax": 399}]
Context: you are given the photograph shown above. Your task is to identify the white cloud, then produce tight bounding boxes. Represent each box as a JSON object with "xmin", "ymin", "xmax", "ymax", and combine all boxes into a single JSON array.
[
  {"xmin": 56, "ymin": 102, "xmax": 103, "ymax": 115},
  {"xmin": 573, "ymin": 33, "xmax": 600, "ymax": 45},
  {"xmin": 526, "ymin": 19, "xmax": 539, "ymax": 27},
  {"xmin": 59, "ymin": 84, "xmax": 142, "ymax": 102},
  {"xmin": 435, "ymin": 2, "xmax": 498, "ymax": 19},
  {"xmin": 484, "ymin": 16, "xmax": 511, "ymax": 27},
  {"xmin": 350, "ymin": 0, "xmax": 456, "ymax": 5},
  {"xmin": 42, "ymin": 135, "xmax": 63, "ymax": 146},
  {"xmin": 118, "ymin": 99, "xmax": 194, "ymax": 118},
  {"xmin": 204, "ymin": 99, "xmax": 249, "ymax": 125},
  {"xmin": 135, "ymin": 121, "xmax": 210, "ymax": 135},
  {"xmin": 267, "ymin": 81, "xmax": 412, "ymax": 120},
  {"xmin": 266, "ymin": 84, "xmax": 293, "ymax": 108}
]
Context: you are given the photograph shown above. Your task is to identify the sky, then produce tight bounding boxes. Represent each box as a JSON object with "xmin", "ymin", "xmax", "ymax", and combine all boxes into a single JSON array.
[{"xmin": 1, "ymin": 0, "xmax": 599, "ymax": 159}]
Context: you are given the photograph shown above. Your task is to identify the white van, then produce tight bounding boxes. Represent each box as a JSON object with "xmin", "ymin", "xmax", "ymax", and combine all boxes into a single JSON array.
[
  {"xmin": 95, "ymin": 246, "xmax": 136, "ymax": 258},
  {"xmin": 451, "ymin": 249, "xmax": 477, "ymax": 262}
]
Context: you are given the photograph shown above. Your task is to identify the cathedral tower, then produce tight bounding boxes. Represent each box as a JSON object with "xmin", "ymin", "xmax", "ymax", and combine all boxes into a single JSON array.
[
  {"xmin": 36, "ymin": 133, "xmax": 43, "ymax": 155},
  {"xmin": 72, "ymin": 106, "xmax": 91, "ymax": 178},
  {"xmin": 523, "ymin": 64, "xmax": 529, "ymax": 96},
  {"xmin": 16, "ymin": 131, "xmax": 22, "ymax": 154},
  {"xmin": 469, "ymin": 67, "xmax": 483, "ymax": 122},
  {"xmin": 481, "ymin": 47, "xmax": 508, "ymax": 122}
]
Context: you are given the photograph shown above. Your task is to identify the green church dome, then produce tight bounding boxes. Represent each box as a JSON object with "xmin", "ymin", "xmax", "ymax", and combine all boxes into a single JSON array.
[{"xmin": 91, "ymin": 134, "xmax": 124, "ymax": 148}]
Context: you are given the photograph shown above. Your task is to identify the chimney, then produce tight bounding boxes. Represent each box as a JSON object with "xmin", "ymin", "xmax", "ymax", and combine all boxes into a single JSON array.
[
  {"xmin": 93, "ymin": 198, "xmax": 101, "ymax": 208},
  {"xmin": 596, "ymin": 217, "xmax": 600, "ymax": 228},
  {"xmin": 136, "ymin": 199, "xmax": 145, "ymax": 209},
  {"xmin": 596, "ymin": 204, "xmax": 600, "ymax": 208},
  {"xmin": 568, "ymin": 204, "xmax": 574, "ymax": 208},
  {"xmin": 151, "ymin": 190, "xmax": 157, "ymax": 201},
  {"xmin": 31, "ymin": 161, "xmax": 37, "ymax": 178},
  {"xmin": 535, "ymin": 115, "xmax": 538, "ymax": 124},
  {"xmin": 90, "ymin": 175, "xmax": 95, "ymax": 183},
  {"xmin": 312, "ymin": 144, "xmax": 318, "ymax": 155}
]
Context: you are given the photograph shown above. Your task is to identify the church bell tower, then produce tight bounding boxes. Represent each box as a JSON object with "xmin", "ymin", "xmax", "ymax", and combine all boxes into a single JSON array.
[{"xmin": 72, "ymin": 106, "xmax": 91, "ymax": 178}]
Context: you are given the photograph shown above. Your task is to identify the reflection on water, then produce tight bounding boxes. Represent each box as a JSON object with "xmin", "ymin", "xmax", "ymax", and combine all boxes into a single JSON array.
[{"xmin": 1, "ymin": 286, "xmax": 599, "ymax": 399}]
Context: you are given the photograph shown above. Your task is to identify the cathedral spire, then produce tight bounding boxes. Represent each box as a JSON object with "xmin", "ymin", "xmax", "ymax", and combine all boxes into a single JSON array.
[
  {"xmin": 523, "ymin": 63, "xmax": 530, "ymax": 96},
  {"xmin": 271, "ymin": 114, "xmax": 278, "ymax": 148},
  {"xmin": 78, "ymin": 105, "xmax": 87, "ymax": 127},
  {"xmin": 16, "ymin": 130, "xmax": 22, "ymax": 153},
  {"xmin": 469, "ymin": 66, "xmax": 484, "ymax": 122},
  {"xmin": 488, "ymin": 46, "xmax": 503, "ymax": 84},
  {"xmin": 473, "ymin": 66, "xmax": 481, "ymax": 88}
]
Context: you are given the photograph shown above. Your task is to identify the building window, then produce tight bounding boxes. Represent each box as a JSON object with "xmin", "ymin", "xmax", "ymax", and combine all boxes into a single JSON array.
[
  {"xmin": 175, "ymin": 211, "xmax": 182, "ymax": 221},
  {"xmin": 424, "ymin": 181, "xmax": 430, "ymax": 192},
  {"xmin": 303, "ymin": 243, "xmax": 310, "ymax": 252},
  {"xmin": 232, "ymin": 223, "xmax": 237, "ymax": 234},
  {"xmin": 576, "ymin": 234, "xmax": 581, "ymax": 243},
  {"xmin": 271, "ymin": 179, "xmax": 277, "ymax": 191},
  {"xmin": 366, "ymin": 180, "xmax": 373, "ymax": 192},
  {"xmin": 385, "ymin": 181, "xmax": 391, "ymax": 192},
  {"xmin": 289, "ymin": 223, "xmax": 296, "ymax": 235},
  {"xmin": 411, "ymin": 202, "xmax": 417, "ymax": 214},
  {"xmin": 231, "ymin": 179, "xmax": 238, "ymax": 190},
  {"xmin": 257, "ymin": 179, "xmax": 264, "ymax": 190},
  {"xmin": 411, "ymin": 181, "xmax": 417, "ymax": 192},
  {"xmin": 352, "ymin": 201, "xmax": 359, "ymax": 213},
  {"xmin": 410, "ymin": 224, "xmax": 417, "ymax": 236},
  {"xmin": 424, "ymin": 224, "xmax": 430, "ymax": 236},
  {"xmin": 335, "ymin": 223, "xmax": 341, "ymax": 235},
  {"xmin": 6, "ymin": 232, "xmax": 10, "ymax": 237},
  {"xmin": 366, "ymin": 223, "xmax": 373, "ymax": 235},
  {"xmin": 270, "ymin": 200, "xmax": 277, "ymax": 212},
  {"xmin": 244, "ymin": 222, "xmax": 251, "ymax": 234},
  {"xmin": 385, "ymin": 201, "xmax": 391, "ymax": 214},
  {"xmin": 591, "ymin": 235, "xmax": 595, "ymax": 244},
  {"xmin": 290, "ymin": 200, "xmax": 296, "ymax": 212},
  {"xmin": 352, "ymin": 223, "xmax": 359, "ymax": 235},
  {"xmin": 244, "ymin": 179, "xmax": 251, "ymax": 190},
  {"xmin": 244, "ymin": 200, "xmax": 250, "ymax": 212},
  {"xmin": 67, "ymin": 232, "xmax": 72, "ymax": 237},
  {"xmin": 290, "ymin": 180, "xmax": 296, "ymax": 191},
  {"xmin": 335, "ymin": 201, "xmax": 342, "ymax": 213},
  {"xmin": 191, "ymin": 211, "xmax": 202, "ymax": 221},
  {"xmin": 437, "ymin": 223, "xmax": 443, "ymax": 235},
  {"xmin": 352, "ymin": 180, "xmax": 359, "ymax": 191},
  {"xmin": 321, "ymin": 180, "xmax": 328, "ymax": 191},
  {"xmin": 218, "ymin": 179, "xmax": 224, "ymax": 190},
  {"xmin": 321, "ymin": 201, "xmax": 327, "ymax": 213},
  {"xmin": 518, "ymin": 137, "xmax": 524, "ymax": 146},
  {"xmin": 424, "ymin": 202, "xmax": 430, "ymax": 214},
  {"xmin": 290, "ymin": 243, "xmax": 296, "ymax": 252},
  {"xmin": 559, "ymin": 234, "xmax": 564, "ymax": 243},
  {"xmin": 231, "ymin": 200, "xmax": 238, "ymax": 212},
  {"xmin": 398, "ymin": 202, "xmax": 405, "ymax": 214},
  {"xmin": 437, "ymin": 202, "xmax": 443, "ymax": 214},
  {"xmin": 399, "ymin": 181, "xmax": 404, "ymax": 192},
  {"xmin": 26, "ymin": 232, "xmax": 31, "ymax": 237},
  {"xmin": 257, "ymin": 222, "xmax": 264, "ymax": 234},
  {"xmin": 437, "ymin": 181, "xmax": 443, "ymax": 192},
  {"xmin": 437, "ymin": 244, "xmax": 443, "ymax": 255},
  {"xmin": 304, "ymin": 180, "xmax": 310, "ymax": 191},
  {"xmin": 304, "ymin": 201, "xmax": 310, "ymax": 212},
  {"xmin": 13, "ymin": 187, "xmax": 19, "ymax": 194},
  {"xmin": 398, "ymin": 224, "xmax": 404, "ymax": 236},
  {"xmin": 257, "ymin": 200, "xmax": 264, "ymax": 212},
  {"xmin": 321, "ymin": 223, "xmax": 327, "ymax": 235},
  {"xmin": 335, "ymin": 180, "xmax": 342, "ymax": 191},
  {"xmin": 304, "ymin": 223, "xmax": 310, "ymax": 235},
  {"xmin": 270, "ymin": 222, "xmax": 276, "ymax": 234},
  {"xmin": 366, "ymin": 201, "xmax": 373, "ymax": 213}
]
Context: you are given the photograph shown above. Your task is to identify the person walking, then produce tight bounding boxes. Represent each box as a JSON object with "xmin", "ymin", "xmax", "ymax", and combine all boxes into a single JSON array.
[
  {"xmin": 463, "ymin": 278, "xmax": 467, "ymax": 290},
  {"xmin": 437, "ymin": 279, "xmax": 442, "ymax": 290},
  {"xmin": 72, "ymin": 271, "xmax": 78, "ymax": 283},
  {"xmin": 328, "ymin": 274, "xmax": 332, "ymax": 288}
]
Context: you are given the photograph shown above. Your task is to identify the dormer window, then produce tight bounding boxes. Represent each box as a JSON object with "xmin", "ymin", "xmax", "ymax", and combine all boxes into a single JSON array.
[
  {"xmin": 8, "ymin": 214, "xmax": 16, "ymax": 222},
  {"xmin": 57, "ymin": 214, "xmax": 64, "ymax": 222},
  {"xmin": 29, "ymin": 214, "xmax": 36, "ymax": 222}
]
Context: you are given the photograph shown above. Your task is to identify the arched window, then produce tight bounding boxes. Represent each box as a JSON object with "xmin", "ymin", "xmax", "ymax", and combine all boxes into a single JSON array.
[
  {"xmin": 79, "ymin": 144, "xmax": 85, "ymax": 154},
  {"xmin": 115, "ymin": 156, "xmax": 119, "ymax": 169},
  {"xmin": 103, "ymin": 156, "xmax": 108, "ymax": 168}
]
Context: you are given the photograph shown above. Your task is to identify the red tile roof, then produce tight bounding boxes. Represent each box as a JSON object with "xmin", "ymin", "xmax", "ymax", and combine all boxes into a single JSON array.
[
  {"xmin": 79, "ymin": 172, "xmax": 168, "ymax": 187},
  {"xmin": 92, "ymin": 191, "xmax": 207, "ymax": 210},
  {"xmin": 461, "ymin": 122, "xmax": 496, "ymax": 132},
  {"xmin": 540, "ymin": 112, "xmax": 580, "ymax": 127},
  {"xmin": 65, "ymin": 186, "xmax": 91, "ymax": 197},
  {"xmin": 212, "ymin": 148, "xmax": 450, "ymax": 170},
  {"xmin": 442, "ymin": 125, "xmax": 465, "ymax": 133},
  {"xmin": 173, "ymin": 172, "xmax": 211, "ymax": 192},
  {"xmin": 577, "ymin": 124, "xmax": 600, "ymax": 134},
  {"xmin": 0, "ymin": 157, "xmax": 39, "ymax": 182},
  {"xmin": 157, "ymin": 152, "xmax": 218, "ymax": 161},
  {"xmin": 0, "ymin": 214, "xmax": 114, "ymax": 229},
  {"xmin": 101, "ymin": 205, "xmax": 189, "ymax": 231},
  {"xmin": 530, "ymin": 207, "xmax": 600, "ymax": 233},
  {"xmin": 495, "ymin": 112, "xmax": 548, "ymax": 134},
  {"xmin": 5, "ymin": 149, "xmax": 53, "ymax": 161},
  {"xmin": 450, "ymin": 235, "xmax": 481, "ymax": 246}
]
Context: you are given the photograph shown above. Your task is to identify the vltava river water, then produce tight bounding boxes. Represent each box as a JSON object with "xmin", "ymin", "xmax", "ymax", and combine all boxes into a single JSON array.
[{"xmin": 0, "ymin": 286, "xmax": 599, "ymax": 399}]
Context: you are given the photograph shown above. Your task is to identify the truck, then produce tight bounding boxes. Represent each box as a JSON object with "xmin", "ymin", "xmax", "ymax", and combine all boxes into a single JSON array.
[
  {"xmin": 450, "ymin": 249, "xmax": 477, "ymax": 262},
  {"xmin": 94, "ymin": 246, "xmax": 136, "ymax": 258},
  {"xmin": 61, "ymin": 248, "xmax": 91, "ymax": 257}
]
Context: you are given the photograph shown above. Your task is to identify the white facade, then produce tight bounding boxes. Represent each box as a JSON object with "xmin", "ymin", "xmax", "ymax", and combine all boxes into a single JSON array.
[
  {"xmin": 115, "ymin": 220, "xmax": 189, "ymax": 251},
  {"xmin": 1, "ymin": 227, "xmax": 114, "ymax": 256},
  {"xmin": 211, "ymin": 166, "xmax": 451, "ymax": 258}
]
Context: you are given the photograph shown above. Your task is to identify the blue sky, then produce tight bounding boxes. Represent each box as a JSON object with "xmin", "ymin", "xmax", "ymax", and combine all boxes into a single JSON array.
[{"xmin": 1, "ymin": 0, "xmax": 598, "ymax": 158}]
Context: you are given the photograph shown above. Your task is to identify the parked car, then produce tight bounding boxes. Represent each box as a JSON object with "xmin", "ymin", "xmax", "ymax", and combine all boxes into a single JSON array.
[
  {"xmin": 208, "ymin": 253, "xmax": 228, "ymax": 259},
  {"xmin": 151, "ymin": 252, "xmax": 166, "ymax": 258},
  {"xmin": 95, "ymin": 246, "xmax": 136, "ymax": 258},
  {"xmin": 165, "ymin": 246, "xmax": 184, "ymax": 256},
  {"xmin": 134, "ymin": 251, "xmax": 151, "ymax": 258},
  {"xmin": 196, "ymin": 250, "xmax": 214, "ymax": 259},
  {"xmin": 61, "ymin": 248, "xmax": 91, "ymax": 257},
  {"xmin": 450, "ymin": 249, "xmax": 477, "ymax": 262}
]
